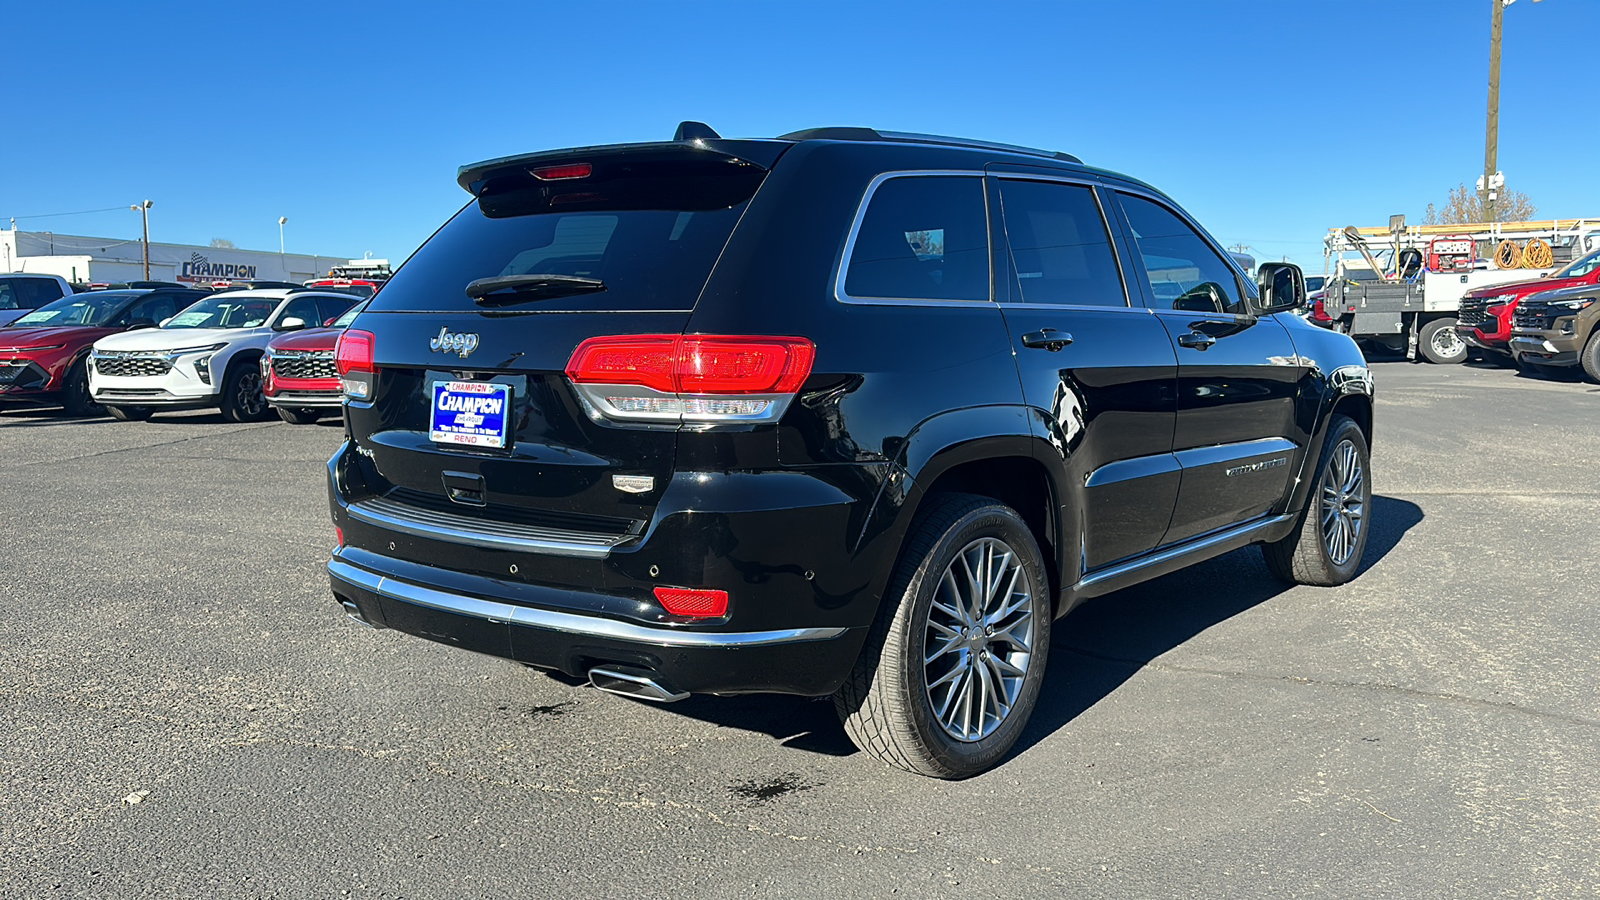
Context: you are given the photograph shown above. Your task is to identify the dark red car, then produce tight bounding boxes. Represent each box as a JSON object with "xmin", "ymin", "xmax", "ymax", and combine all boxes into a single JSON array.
[
  {"xmin": 0, "ymin": 288, "xmax": 209, "ymax": 415},
  {"xmin": 261, "ymin": 300, "xmax": 367, "ymax": 424},
  {"xmin": 1457, "ymin": 248, "xmax": 1600, "ymax": 357}
]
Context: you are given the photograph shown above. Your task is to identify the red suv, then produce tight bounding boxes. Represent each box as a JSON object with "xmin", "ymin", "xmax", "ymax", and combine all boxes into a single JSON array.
[
  {"xmin": 261, "ymin": 300, "xmax": 366, "ymax": 423},
  {"xmin": 0, "ymin": 288, "xmax": 208, "ymax": 415},
  {"xmin": 1457, "ymin": 248, "xmax": 1600, "ymax": 358}
]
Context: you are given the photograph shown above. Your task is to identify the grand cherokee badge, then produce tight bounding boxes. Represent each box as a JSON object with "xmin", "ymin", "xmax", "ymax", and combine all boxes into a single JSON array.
[{"xmin": 430, "ymin": 327, "xmax": 480, "ymax": 358}]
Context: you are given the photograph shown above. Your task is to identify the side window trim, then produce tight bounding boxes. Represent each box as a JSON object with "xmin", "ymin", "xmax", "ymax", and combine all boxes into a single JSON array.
[
  {"xmin": 834, "ymin": 169, "xmax": 995, "ymax": 308},
  {"xmin": 988, "ymin": 171, "xmax": 1133, "ymax": 310},
  {"xmin": 1107, "ymin": 186, "xmax": 1254, "ymax": 318}
]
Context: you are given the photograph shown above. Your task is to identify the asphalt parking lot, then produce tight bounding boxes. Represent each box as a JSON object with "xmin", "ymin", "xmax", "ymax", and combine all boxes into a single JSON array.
[{"xmin": 3, "ymin": 359, "xmax": 1597, "ymax": 898}]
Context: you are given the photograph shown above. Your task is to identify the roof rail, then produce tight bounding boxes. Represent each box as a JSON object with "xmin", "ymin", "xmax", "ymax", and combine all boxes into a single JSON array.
[{"xmin": 776, "ymin": 127, "xmax": 1081, "ymax": 164}]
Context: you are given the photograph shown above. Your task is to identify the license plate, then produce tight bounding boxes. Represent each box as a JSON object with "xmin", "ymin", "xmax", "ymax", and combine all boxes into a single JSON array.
[{"xmin": 430, "ymin": 380, "xmax": 512, "ymax": 448}]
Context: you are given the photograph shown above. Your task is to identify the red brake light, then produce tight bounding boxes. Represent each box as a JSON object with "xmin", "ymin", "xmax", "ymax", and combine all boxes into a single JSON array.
[
  {"xmin": 531, "ymin": 163, "xmax": 592, "ymax": 181},
  {"xmin": 654, "ymin": 586, "xmax": 729, "ymax": 619},
  {"xmin": 566, "ymin": 335, "xmax": 815, "ymax": 394},
  {"xmin": 679, "ymin": 336, "xmax": 816, "ymax": 394},
  {"xmin": 336, "ymin": 329, "xmax": 375, "ymax": 376},
  {"xmin": 566, "ymin": 335, "xmax": 678, "ymax": 392}
]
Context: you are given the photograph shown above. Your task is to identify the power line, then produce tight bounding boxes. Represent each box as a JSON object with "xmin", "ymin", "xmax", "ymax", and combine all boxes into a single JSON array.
[{"xmin": 7, "ymin": 206, "xmax": 130, "ymax": 221}]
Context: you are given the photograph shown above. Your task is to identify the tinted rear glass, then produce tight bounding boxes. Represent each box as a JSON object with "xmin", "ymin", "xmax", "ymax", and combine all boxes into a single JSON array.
[
  {"xmin": 367, "ymin": 160, "xmax": 764, "ymax": 313},
  {"xmin": 843, "ymin": 176, "xmax": 990, "ymax": 302}
]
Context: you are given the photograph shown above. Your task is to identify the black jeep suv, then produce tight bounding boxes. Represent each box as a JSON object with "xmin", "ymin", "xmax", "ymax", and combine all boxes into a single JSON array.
[{"xmin": 326, "ymin": 124, "xmax": 1374, "ymax": 778}]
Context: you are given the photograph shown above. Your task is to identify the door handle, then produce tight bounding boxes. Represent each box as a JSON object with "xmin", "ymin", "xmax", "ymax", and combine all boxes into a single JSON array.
[
  {"xmin": 1177, "ymin": 331, "xmax": 1217, "ymax": 350},
  {"xmin": 1021, "ymin": 329, "xmax": 1074, "ymax": 351}
]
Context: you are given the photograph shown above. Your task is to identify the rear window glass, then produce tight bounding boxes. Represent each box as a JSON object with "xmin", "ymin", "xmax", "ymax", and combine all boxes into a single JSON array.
[
  {"xmin": 366, "ymin": 159, "xmax": 764, "ymax": 314},
  {"xmin": 843, "ymin": 176, "xmax": 990, "ymax": 302},
  {"xmin": 996, "ymin": 179, "xmax": 1126, "ymax": 307}
]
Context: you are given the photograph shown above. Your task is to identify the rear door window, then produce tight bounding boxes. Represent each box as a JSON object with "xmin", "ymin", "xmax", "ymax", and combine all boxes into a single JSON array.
[
  {"xmin": 995, "ymin": 179, "xmax": 1126, "ymax": 307},
  {"xmin": 843, "ymin": 175, "xmax": 990, "ymax": 302}
]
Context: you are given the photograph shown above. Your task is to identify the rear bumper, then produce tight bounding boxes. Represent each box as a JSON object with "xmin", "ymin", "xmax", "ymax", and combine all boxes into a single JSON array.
[
  {"xmin": 328, "ymin": 554, "xmax": 864, "ymax": 696},
  {"xmin": 324, "ymin": 440, "xmax": 883, "ymax": 696}
]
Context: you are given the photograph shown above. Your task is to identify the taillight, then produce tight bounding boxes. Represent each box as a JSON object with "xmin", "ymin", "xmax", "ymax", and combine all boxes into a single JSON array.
[
  {"xmin": 336, "ymin": 329, "xmax": 376, "ymax": 400},
  {"xmin": 654, "ymin": 586, "xmax": 729, "ymax": 619},
  {"xmin": 566, "ymin": 334, "xmax": 815, "ymax": 424}
]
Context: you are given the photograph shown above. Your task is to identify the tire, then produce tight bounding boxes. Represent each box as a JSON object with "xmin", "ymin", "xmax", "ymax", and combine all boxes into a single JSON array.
[
  {"xmin": 220, "ymin": 359, "xmax": 271, "ymax": 423},
  {"xmin": 275, "ymin": 407, "xmax": 322, "ymax": 425},
  {"xmin": 1263, "ymin": 415, "xmax": 1371, "ymax": 586},
  {"xmin": 105, "ymin": 405, "xmax": 152, "ymax": 421},
  {"xmin": 60, "ymin": 357, "xmax": 101, "ymax": 417},
  {"xmin": 834, "ymin": 493, "xmax": 1051, "ymax": 779},
  {"xmin": 1581, "ymin": 332, "xmax": 1600, "ymax": 384},
  {"xmin": 1418, "ymin": 318, "xmax": 1468, "ymax": 364}
]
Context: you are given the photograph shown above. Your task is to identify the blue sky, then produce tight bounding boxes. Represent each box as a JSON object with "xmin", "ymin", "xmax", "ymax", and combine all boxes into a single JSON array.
[{"xmin": 6, "ymin": 0, "xmax": 1595, "ymax": 274}]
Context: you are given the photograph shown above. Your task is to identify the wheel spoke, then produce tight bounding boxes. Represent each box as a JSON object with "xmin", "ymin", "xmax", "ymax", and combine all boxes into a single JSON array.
[
  {"xmin": 989, "ymin": 610, "xmax": 1033, "ymax": 653},
  {"xmin": 932, "ymin": 665, "xmax": 965, "ymax": 722},
  {"xmin": 924, "ymin": 634, "xmax": 963, "ymax": 665},
  {"xmin": 988, "ymin": 653, "xmax": 1027, "ymax": 679}
]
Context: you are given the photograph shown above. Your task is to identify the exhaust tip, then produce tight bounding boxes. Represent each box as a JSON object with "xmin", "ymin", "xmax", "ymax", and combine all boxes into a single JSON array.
[
  {"xmin": 341, "ymin": 600, "xmax": 379, "ymax": 629},
  {"xmin": 588, "ymin": 666, "xmax": 689, "ymax": 703}
]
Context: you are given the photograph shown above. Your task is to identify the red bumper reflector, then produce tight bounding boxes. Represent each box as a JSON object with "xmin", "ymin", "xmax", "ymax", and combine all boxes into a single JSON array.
[
  {"xmin": 654, "ymin": 586, "xmax": 729, "ymax": 618},
  {"xmin": 335, "ymin": 526, "xmax": 344, "ymax": 547}
]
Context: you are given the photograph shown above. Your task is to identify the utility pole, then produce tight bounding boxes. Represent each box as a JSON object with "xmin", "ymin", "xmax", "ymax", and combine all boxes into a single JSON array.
[
  {"xmin": 131, "ymin": 200, "xmax": 152, "ymax": 280},
  {"xmin": 1483, "ymin": 0, "xmax": 1503, "ymax": 223}
]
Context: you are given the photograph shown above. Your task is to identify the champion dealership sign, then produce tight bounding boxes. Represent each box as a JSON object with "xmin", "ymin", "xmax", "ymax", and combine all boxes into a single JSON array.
[{"xmin": 178, "ymin": 252, "xmax": 258, "ymax": 283}]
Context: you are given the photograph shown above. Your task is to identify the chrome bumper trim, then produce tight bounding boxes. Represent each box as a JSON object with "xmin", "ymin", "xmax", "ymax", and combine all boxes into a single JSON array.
[
  {"xmin": 345, "ymin": 495, "xmax": 630, "ymax": 559},
  {"xmin": 328, "ymin": 558, "xmax": 848, "ymax": 649}
]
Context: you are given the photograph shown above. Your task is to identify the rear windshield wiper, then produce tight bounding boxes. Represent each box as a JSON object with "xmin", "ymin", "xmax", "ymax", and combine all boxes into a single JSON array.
[{"xmin": 465, "ymin": 274, "xmax": 607, "ymax": 306}]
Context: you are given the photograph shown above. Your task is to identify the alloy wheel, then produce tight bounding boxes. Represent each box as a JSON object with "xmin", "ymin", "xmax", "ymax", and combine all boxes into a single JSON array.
[
  {"xmin": 923, "ymin": 538, "xmax": 1036, "ymax": 742},
  {"xmin": 238, "ymin": 372, "xmax": 265, "ymax": 416},
  {"xmin": 1319, "ymin": 438, "xmax": 1365, "ymax": 566}
]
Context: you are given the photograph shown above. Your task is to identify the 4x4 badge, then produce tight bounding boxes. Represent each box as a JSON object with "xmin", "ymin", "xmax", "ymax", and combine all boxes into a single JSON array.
[{"xmin": 430, "ymin": 327, "xmax": 480, "ymax": 358}]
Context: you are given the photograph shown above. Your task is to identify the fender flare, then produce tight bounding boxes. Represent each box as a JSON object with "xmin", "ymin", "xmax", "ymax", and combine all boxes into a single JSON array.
[{"xmin": 851, "ymin": 404, "xmax": 1065, "ymax": 597}]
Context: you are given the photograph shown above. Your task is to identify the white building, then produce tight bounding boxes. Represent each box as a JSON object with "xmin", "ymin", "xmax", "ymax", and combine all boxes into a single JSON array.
[{"xmin": 0, "ymin": 229, "xmax": 353, "ymax": 286}]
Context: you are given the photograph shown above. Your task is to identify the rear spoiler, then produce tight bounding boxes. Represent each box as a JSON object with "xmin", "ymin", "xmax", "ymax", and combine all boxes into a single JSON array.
[{"xmin": 456, "ymin": 139, "xmax": 790, "ymax": 195}]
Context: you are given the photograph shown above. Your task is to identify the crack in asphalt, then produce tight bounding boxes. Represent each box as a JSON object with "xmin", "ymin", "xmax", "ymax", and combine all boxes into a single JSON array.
[{"xmin": 1061, "ymin": 646, "xmax": 1600, "ymax": 730}]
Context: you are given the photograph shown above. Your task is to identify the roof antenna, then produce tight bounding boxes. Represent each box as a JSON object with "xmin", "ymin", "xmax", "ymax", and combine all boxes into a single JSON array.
[{"xmin": 674, "ymin": 121, "xmax": 721, "ymax": 142}]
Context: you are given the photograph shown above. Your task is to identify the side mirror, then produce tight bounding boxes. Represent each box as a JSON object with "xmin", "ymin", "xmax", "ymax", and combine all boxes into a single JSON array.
[
  {"xmin": 276, "ymin": 316, "xmax": 308, "ymax": 332},
  {"xmin": 126, "ymin": 318, "xmax": 157, "ymax": 330},
  {"xmin": 1257, "ymin": 262, "xmax": 1306, "ymax": 314}
]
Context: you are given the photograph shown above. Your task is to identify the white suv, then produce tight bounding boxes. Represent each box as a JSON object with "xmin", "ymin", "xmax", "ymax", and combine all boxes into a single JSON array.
[{"xmin": 88, "ymin": 288, "xmax": 360, "ymax": 421}]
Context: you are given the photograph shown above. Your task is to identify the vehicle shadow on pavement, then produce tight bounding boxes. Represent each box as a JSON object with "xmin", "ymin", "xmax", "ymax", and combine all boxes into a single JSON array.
[
  {"xmin": 0, "ymin": 411, "xmax": 109, "ymax": 427},
  {"xmin": 569, "ymin": 496, "xmax": 1423, "ymax": 766},
  {"xmin": 1014, "ymin": 494, "xmax": 1424, "ymax": 760}
]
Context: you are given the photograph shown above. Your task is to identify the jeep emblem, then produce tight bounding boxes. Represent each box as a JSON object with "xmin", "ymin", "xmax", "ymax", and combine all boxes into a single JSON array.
[{"xmin": 430, "ymin": 327, "xmax": 479, "ymax": 358}]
